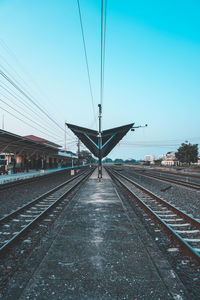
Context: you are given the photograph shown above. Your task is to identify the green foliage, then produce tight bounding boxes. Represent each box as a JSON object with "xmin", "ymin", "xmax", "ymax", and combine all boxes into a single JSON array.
[
  {"xmin": 103, "ymin": 157, "xmax": 113, "ymax": 163},
  {"xmin": 79, "ymin": 150, "xmax": 95, "ymax": 164},
  {"xmin": 124, "ymin": 159, "xmax": 136, "ymax": 164},
  {"xmin": 154, "ymin": 159, "xmax": 162, "ymax": 165},
  {"xmin": 175, "ymin": 142, "xmax": 198, "ymax": 164},
  {"xmin": 102, "ymin": 157, "xmax": 137, "ymax": 164},
  {"xmin": 114, "ymin": 158, "xmax": 124, "ymax": 163}
]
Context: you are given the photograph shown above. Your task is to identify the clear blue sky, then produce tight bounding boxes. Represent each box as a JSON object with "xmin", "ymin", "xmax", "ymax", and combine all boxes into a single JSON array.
[{"xmin": 0, "ymin": 0, "xmax": 199, "ymax": 159}]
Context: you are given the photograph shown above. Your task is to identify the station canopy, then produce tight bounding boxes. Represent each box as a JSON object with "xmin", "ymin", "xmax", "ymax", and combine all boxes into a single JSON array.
[
  {"xmin": 66, "ymin": 123, "xmax": 134, "ymax": 158},
  {"xmin": 0, "ymin": 129, "xmax": 61, "ymax": 155}
]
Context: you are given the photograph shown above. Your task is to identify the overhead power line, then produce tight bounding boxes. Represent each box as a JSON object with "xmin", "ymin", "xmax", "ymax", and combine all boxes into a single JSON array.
[
  {"xmin": 0, "ymin": 97, "xmax": 64, "ymax": 140},
  {"xmin": 102, "ymin": 0, "xmax": 107, "ymax": 99},
  {"xmin": 77, "ymin": 0, "xmax": 97, "ymax": 127},
  {"xmin": 0, "ymin": 40, "xmax": 73, "ymax": 133},
  {"xmin": 0, "ymin": 85, "xmax": 63, "ymax": 139},
  {"xmin": 0, "ymin": 105, "xmax": 63, "ymax": 139},
  {"xmin": 100, "ymin": 0, "xmax": 104, "ymax": 107},
  {"xmin": 0, "ymin": 77, "xmax": 74, "ymax": 140},
  {"xmin": 0, "ymin": 70, "xmax": 66, "ymax": 134},
  {"xmin": 100, "ymin": 0, "xmax": 107, "ymax": 108},
  {"xmin": 0, "ymin": 95, "xmax": 64, "ymax": 140},
  {"xmin": 119, "ymin": 140, "xmax": 200, "ymax": 148},
  {"xmin": 119, "ymin": 144, "xmax": 181, "ymax": 148},
  {"xmin": 0, "ymin": 40, "xmax": 77, "ymax": 147},
  {"xmin": 0, "ymin": 39, "xmax": 50, "ymax": 103}
]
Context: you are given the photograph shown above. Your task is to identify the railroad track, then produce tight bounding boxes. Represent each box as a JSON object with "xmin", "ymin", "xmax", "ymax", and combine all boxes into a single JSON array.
[
  {"xmin": 0, "ymin": 166, "xmax": 86, "ymax": 191},
  {"xmin": 149, "ymin": 168, "xmax": 200, "ymax": 179},
  {"xmin": 0, "ymin": 168, "xmax": 94, "ymax": 255},
  {"xmin": 126, "ymin": 169, "xmax": 200, "ymax": 191},
  {"xmin": 106, "ymin": 167, "xmax": 200, "ymax": 263}
]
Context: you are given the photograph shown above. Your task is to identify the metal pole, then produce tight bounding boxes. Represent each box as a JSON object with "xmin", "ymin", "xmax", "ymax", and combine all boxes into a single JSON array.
[
  {"xmin": 98, "ymin": 104, "xmax": 102, "ymax": 180},
  {"xmin": 64, "ymin": 121, "xmax": 66, "ymax": 152},
  {"xmin": 77, "ymin": 138, "xmax": 80, "ymax": 166},
  {"xmin": 2, "ymin": 114, "xmax": 4, "ymax": 130}
]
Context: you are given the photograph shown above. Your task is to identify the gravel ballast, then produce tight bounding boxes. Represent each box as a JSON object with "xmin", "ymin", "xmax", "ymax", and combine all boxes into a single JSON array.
[
  {"xmin": 0, "ymin": 168, "xmax": 85, "ymax": 219},
  {"xmin": 118, "ymin": 167, "xmax": 200, "ymax": 221}
]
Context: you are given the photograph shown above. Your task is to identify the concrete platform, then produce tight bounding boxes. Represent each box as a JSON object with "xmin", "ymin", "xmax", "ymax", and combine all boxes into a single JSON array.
[
  {"xmin": 18, "ymin": 168, "xmax": 187, "ymax": 299},
  {"xmin": 0, "ymin": 166, "xmax": 81, "ymax": 185}
]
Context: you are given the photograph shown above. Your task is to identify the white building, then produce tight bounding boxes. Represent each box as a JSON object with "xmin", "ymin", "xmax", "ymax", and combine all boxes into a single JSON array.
[
  {"xmin": 161, "ymin": 151, "xmax": 178, "ymax": 166},
  {"xmin": 158, "ymin": 154, "xmax": 166, "ymax": 161},
  {"xmin": 145, "ymin": 155, "xmax": 155, "ymax": 164}
]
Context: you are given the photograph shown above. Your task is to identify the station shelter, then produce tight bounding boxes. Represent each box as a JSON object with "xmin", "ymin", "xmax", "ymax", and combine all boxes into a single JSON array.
[{"xmin": 0, "ymin": 129, "xmax": 77, "ymax": 174}]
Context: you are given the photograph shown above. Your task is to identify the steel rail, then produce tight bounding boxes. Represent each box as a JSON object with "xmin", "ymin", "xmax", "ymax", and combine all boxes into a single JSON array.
[
  {"xmin": 0, "ymin": 168, "xmax": 94, "ymax": 255},
  {"xmin": 106, "ymin": 167, "xmax": 200, "ymax": 263},
  {"xmin": 131, "ymin": 166, "xmax": 200, "ymax": 179},
  {"xmin": 149, "ymin": 168, "xmax": 200, "ymax": 179},
  {"xmin": 129, "ymin": 169, "xmax": 200, "ymax": 190},
  {"xmin": 0, "ymin": 166, "xmax": 87, "ymax": 191},
  {"xmin": 0, "ymin": 169, "xmax": 87, "ymax": 223}
]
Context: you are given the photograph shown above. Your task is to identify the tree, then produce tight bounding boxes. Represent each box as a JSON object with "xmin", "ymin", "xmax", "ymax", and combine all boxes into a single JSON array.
[
  {"xmin": 79, "ymin": 150, "xmax": 95, "ymax": 164},
  {"xmin": 103, "ymin": 157, "xmax": 113, "ymax": 163},
  {"xmin": 124, "ymin": 159, "xmax": 136, "ymax": 164},
  {"xmin": 154, "ymin": 159, "xmax": 162, "ymax": 166},
  {"xmin": 175, "ymin": 142, "xmax": 198, "ymax": 165},
  {"xmin": 114, "ymin": 158, "xmax": 124, "ymax": 164}
]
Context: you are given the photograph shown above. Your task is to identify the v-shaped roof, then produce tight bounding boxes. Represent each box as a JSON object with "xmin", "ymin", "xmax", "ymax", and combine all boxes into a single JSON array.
[{"xmin": 66, "ymin": 123, "xmax": 134, "ymax": 158}]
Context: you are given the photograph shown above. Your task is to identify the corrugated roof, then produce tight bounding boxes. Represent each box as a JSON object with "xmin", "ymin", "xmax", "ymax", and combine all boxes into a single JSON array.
[
  {"xmin": 25, "ymin": 135, "xmax": 61, "ymax": 148},
  {"xmin": 0, "ymin": 130, "xmax": 60, "ymax": 155}
]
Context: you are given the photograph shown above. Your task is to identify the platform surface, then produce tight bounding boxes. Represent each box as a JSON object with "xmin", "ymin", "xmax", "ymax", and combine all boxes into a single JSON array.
[
  {"xmin": 18, "ymin": 168, "xmax": 186, "ymax": 299},
  {"xmin": 0, "ymin": 165, "xmax": 81, "ymax": 185}
]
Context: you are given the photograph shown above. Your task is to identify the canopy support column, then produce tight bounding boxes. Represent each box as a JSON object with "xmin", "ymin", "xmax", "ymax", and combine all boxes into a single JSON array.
[{"xmin": 98, "ymin": 104, "xmax": 102, "ymax": 180}]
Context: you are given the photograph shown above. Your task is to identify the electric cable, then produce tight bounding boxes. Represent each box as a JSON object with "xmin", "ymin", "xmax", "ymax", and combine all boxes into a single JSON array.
[
  {"xmin": 0, "ymin": 40, "xmax": 72, "ymax": 131},
  {"xmin": 0, "ymin": 70, "xmax": 66, "ymax": 133},
  {"xmin": 102, "ymin": 0, "xmax": 107, "ymax": 101},
  {"xmin": 0, "ymin": 87, "xmax": 64, "ymax": 140},
  {"xmin": 0, "ymin": 40, "xmax": 76, "ymax": 146},
  {"xmin": 100, "ymin": 0, "xmax": 104, "ymax": 107},
  {"xmin": 76, "ymin": 0, "xmax": 97, "ymax": 127},
  {"xmin": 0, "ymin": 97, "xmax": 63, "ymax": 140},
  {"xmin": 0, "ymin": 105, "xmax": 64, "ymax": 139},
  {"xmin": 100, "ymin": 0, "xmax": 107, "ymax": 110},
  {"xmin": 0, "ymin": 74, "xmax": 74, "ymax": 139}
]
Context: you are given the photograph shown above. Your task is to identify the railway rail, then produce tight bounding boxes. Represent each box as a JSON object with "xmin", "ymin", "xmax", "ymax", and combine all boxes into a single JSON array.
[
  {"xmin": 0, "ymin": 166, "xmax": 86, "ymax": 191},
  {"xmin": 0, "ymin": 167, "xmax": 94, "ymax": 255},
  {"xmin": 125, "ymin": 168, "xmax": 200, "ymax": 191},
  {"xmin": 106, "ymin": 167, "xmax": 200, "ymax": 263},
  {"xmin": 149, "ymin": 168, "xmax": 200, "ymax": 179}
]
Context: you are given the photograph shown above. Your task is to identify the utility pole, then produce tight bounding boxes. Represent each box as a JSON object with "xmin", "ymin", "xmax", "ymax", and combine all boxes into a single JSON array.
[
  {"xmin": 77, "ymin": 138, "xmax": 80, "ymax": 165},
  {"xmin": 98, "ymin": 104, "xmax": 102, "ymax": 180},
  {"xmin": 64, "ymin": 121, "xmax": 66, "ymax": 152},
  {"xmin": 2, "ymin": 114, "xmax": 4, "ymax": 130}
]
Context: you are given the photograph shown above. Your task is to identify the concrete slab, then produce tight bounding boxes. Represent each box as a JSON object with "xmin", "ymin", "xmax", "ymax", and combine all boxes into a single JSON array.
[
  {"xmin": 18, "ymin": 168, "xmax": 186, "ymax": 299},
  {"xmin": 0, "ymin": 166, "xmax": 82, "ymax": 185}
]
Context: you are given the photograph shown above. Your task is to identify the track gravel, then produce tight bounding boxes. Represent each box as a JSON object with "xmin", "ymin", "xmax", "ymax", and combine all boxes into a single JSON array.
[
  {"xmin": 0, "ymin": 169, "xmax": 84, "ymax": 219},
  {"xmin": 118, "ymin": 167, "xmax": 200, "ymax": 221}
]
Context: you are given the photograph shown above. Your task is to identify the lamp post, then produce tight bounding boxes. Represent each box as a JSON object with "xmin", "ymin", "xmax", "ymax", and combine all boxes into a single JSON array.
[{"xmin": 98, "ymin": 104, "xmax": 102, "ymax": 180}]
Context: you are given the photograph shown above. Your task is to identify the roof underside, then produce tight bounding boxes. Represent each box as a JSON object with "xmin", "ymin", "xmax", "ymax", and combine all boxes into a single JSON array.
[
  {"xmin": 0, "ymin": 130, "xmax": 59, "ymax": 155},
  {"xmin": 25, "ymin": 135, "xmax": 61, "ymax": 148},
  {"xmin": 66, "ymin": 124, "xmax": 98, "ymax": 156},
  {"xmin": 66, "ymin": 123, "xmax": 134, "ymax": 158}
]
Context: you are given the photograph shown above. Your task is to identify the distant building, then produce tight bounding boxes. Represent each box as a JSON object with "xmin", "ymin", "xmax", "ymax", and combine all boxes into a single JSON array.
[
  {"xmin": 145, "ymin": 155, "xmax": 155, "ymax": 164},
  {"xmin": 161, "ymin": 151, "xmax": 178, "ymax": 166},
  {"xmin": 158, "ymin": 154, "xmax": 166, "ymax": 161}
]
